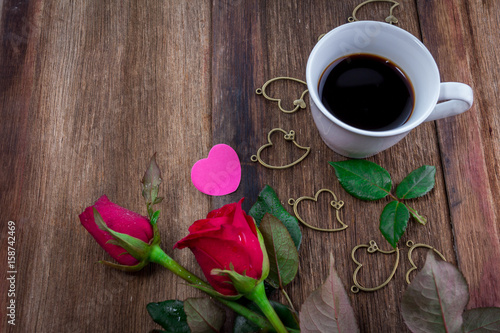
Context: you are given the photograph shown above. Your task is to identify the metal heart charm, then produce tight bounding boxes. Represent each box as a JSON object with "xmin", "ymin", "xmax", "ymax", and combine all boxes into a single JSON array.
[
  {"xmin": 405, "ymin": 240, "xmax": 446, "ymax": 284},
  {"xmin": 256, "ymin": 77, "xmax": 308, "ymax": 114},
  {"xmin": 288, "ymin": 189, "xmax": 347, "ymax": 232},
  {"xmin": 251, "ymin": 128, "xmax": 310, "ymax": 169},
  {"xmin": 348, "ymin": 0, "xmax": 400, "ymax": 25},
  {"xmin": 351, "ymin": 240, "xmax": 400, "ymax": 293}
]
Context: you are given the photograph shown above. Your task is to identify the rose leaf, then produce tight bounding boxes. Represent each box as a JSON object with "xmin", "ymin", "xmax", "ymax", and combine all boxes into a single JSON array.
[
  {"xmin": 462, "ymin": 307, "xmax": 500, "ymax": 332},
  {"xmin": 232, "ymin": 316, "xmax": 259, "ymax": 333},
  {"xmin": 270, "ymin": 301, "xmax": 300, "ymax": 330},
  {"xmin": 184, "ymin": 298, "xmax": 225, "ymax": 333},
  {"xmin": 146, "ymin": 300, "xmax": 190, "ymax": 333},
  {"xmin": 299, "ymin": 254, "xmax": 359, "ymax": 333},
  {"xmin": 259, "ymin": 213, "xmax": 299, "ymax": 289},
  {"xmin": 401, "ymin": 251, "xmax": 468, "ymax": 333},
  {"xmin": 249, "ymin": 185, "xmax": 302, "ymax": 250},
  {"xmin": 395, "ymin": 165, "xmax": 436, "ymax": 199},
  {"xmin": 233, "ymin": 300, "xmax": 299, "ymax": 333},
  {"xmin": 379, "ymin": 201, "xmax": 410, "ymax": 248},
  {"xmin": 329, "ymin": 160, "xmax": 392, "ymax": 200}
]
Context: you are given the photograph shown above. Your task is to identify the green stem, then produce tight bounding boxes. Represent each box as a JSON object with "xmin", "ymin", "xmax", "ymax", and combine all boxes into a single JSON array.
[
  {"xmin": 280, "ymin": 288, "xmax": 296, "ymax": 312},
  {"xmin": 245, "ymin": 282, "xmax": 288, "ymax": 333},
  {"xmin": 149, "ymin": 245, "xmax": 206, "ymax": 286},
  {"xmin": 148, "ymin": 245, "xmax": 274, "ymax": 331},
  {"xmin": 388, "ymin": 192, "xmax": 399, "ymax": 201}
]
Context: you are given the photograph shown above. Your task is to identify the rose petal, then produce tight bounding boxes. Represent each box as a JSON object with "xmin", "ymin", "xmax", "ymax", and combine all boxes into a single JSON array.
[
  {"xmin": 206, "ymin": 200, "xmax": 238, "ymax": 219},
  {"xmin": 190, "ymin": 247, "xmax": 238, "ymax": 295},
  {"xmin": 187, "ymin": 216, "xmax": 232, "ymax": 233}
]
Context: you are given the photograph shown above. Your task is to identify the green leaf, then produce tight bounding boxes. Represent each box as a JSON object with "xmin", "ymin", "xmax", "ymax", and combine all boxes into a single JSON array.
[
  {"xmin": 142, "ymin": 153, "xmax": 162, "ymax": 205},
  {"xmin": 150, "ymin": 210, "xmax": 161, "ymax": 225},
  {"xmin": 401, "ymin": 251, "xmax": 468, "ymax": 333},
  {"xmin": 329, "ymin": 160, "xmax": 391, "ymax": 200},
  {"xmin": 232, "ymin": 316, "xmax": 259, "ymax": 333},
  {"xmin": 147, "ymin": 300, "xmax": 191, "ymax": 333},
  {"xmin": 249, "ymin": 185, "xmax": 302, "ymax": 250},
  {"xmin": 258, "ymin": 214, "xmax": 299, "ymax": 289},
  {"xmin": 299, "ymin": 254, "xmax": 359, "ymax": 333},
  {"xmin": 184, "ymin": 298, "xmax": 225, "ymax": 333},
  {"xmin": 233, "ymin": 301, "xmax": 299, "ymax": 333},
  {"xmin": 396, "ymin": 165, "xmax": 436, "ymax": 199},
  {"xmin": 379, "ymin": 201, "xmax": 410, "ymax": 248},
  {"xmin": 463, "ymin": 308, "xmax": 500, "ymax": 332},
  {"xmin": 270, "ymin": 301, "xmax": 300, "ymax": 330}
]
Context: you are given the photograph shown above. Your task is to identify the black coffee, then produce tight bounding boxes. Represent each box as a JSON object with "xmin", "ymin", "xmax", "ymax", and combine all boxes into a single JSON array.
[{"xmin": 320, "ymin": 54, "xmax": 414, "ymax": 131}]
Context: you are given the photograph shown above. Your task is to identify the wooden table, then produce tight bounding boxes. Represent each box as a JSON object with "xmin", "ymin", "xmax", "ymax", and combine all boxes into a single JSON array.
[{"xmin": 1, "ymin": 1, "xmax": 499, "ymax": 332}]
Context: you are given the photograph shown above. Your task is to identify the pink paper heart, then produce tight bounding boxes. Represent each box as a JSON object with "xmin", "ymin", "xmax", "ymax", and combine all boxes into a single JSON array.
[{"xmin": 191, "ymin": 144, "xmax": 241, "ymax": 196}]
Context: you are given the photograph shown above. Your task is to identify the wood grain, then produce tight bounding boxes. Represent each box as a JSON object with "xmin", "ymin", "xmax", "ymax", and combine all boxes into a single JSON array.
[
  {"xmin": 1, "ymin": 0, "xmax": 212, "ymax": 331},
  {"xmin": 416, "ymin": 0, "xmax": 500, "ymax": 308},
  {"xmin": 1, "ymin": 0, "xmax": 498, "ymax": 332}
]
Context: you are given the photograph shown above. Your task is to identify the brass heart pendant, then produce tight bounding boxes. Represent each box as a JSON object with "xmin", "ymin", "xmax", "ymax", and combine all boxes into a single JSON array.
[
  {"xmin": 348, "ymin": 0, "xmax": 400, "ymax": 25},
  {"xmin": 351, "ymin": 240, "xmax": 399, "ymax": 293},
  {"xmin": 288, "ymin": 189, "xmax": 347, "ymax": 232},
  {"xmin": 405, "ymin": 240, "xmax": 446, "ymax": 284},
  {"xmin": 251, "ymin": 128, "xmax": 310, "ymax": 169},
  {"xmin": 255, "ymin": 77, "xmax": 309, "ymax": 114}
]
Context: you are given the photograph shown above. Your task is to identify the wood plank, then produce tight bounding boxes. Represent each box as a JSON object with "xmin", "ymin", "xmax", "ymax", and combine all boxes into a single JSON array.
[
  {"xmin": 0, "ymin": 0, "xmax": 43, "ymax": 330},
  {"xmin": 211, "ymin": 1, "xmax": 454, "ymax": 332},
  {"xmin": 210, "ymin": 0, "xmax": 265, "ymax": 212},
  {"xmin": 416, "ymin": 0, "xmax": 500, "ymax": 308},
  {"xmin": 1, "ymin": 0, "xmax": 212, "ymax": 331}
]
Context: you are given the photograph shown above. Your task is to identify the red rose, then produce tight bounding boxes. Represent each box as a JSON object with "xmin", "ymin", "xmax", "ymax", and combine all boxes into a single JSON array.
[
  {"xmin": 79, "ymin": 195, "xmax": 154, "ymax": 266},
  {"xmin": 174, "ymin": 199, "xmax": 264, "ymax": 296}
]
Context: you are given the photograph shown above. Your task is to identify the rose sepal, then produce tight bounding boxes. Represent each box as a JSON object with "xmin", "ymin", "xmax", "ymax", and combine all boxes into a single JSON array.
[
  {"xmin": 98, "ymin": 259, "xmax": 149, "ymax": 272},
  {"xmin": 190, "ymin": 283, "xmax": 243, "ymax": 301},
  {"xmin": 94, "ymin": 208, "xmax": 152, "ymax": 266},
  {"xmin": 211, "ymin": 265, "xmax": 261, "ymax": 296},
  {"xmin": 255, "ymin": 222, "xmax": 270, "ymax": 281},
  {"xmin": 151, "ymin": 220, "xmax": 161, "ymax": 246},
  {"xmin": 150, "ymin": 210, "xmax": 161, "ymax": 226},
  {"xmin": 211, "ymin": 252, "xmax": 287, "ymax": 333}
]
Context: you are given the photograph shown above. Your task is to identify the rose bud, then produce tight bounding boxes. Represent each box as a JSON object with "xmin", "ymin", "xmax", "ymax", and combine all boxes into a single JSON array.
[
  {"xmin": 79, "ymin": 195, "xmax": 159, "ymax": 271},
  {"xmin": 174, "ymin": 198, "xmax": 269, "ymax": 296}
]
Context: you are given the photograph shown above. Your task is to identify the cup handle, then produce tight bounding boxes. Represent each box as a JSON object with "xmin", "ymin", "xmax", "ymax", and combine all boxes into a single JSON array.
[{"xmin": 425, "ymin": 82, "xmax": 473, "ymax": 122}]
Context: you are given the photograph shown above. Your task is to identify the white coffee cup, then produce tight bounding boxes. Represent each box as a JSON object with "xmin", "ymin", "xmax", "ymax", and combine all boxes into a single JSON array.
[{"xmin": 306, "ymin": 21, "xmax": 473, "ymax": 158}]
